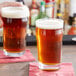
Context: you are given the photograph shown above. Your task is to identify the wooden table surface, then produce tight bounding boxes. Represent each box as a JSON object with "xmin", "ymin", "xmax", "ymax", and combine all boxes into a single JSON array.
[
  {"xmin": 0, "ymin": 45, "xmax": 76, "ymax": 76},
  {"xmin": 26, "ymin": 45, "xmax": 76, "ymax": 75}
]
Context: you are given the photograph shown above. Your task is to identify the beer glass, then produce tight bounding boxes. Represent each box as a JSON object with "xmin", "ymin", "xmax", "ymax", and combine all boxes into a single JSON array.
[
  {"xmin": 1, "ymin": 6, "xmax": 29, "ymax": 57},
  {"xmin": 36, "ymin": 19, "xmax": 63, "ymax": 70}
]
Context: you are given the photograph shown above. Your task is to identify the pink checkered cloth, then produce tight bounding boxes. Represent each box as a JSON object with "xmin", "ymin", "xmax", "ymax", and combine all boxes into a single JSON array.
[
  {"xmin": 0, "ymin": 50, "xmax": 35, "ymax": 63},
  {"xmin": 29, "ymin": 62, "xmax": 75, "ymax": 76}
]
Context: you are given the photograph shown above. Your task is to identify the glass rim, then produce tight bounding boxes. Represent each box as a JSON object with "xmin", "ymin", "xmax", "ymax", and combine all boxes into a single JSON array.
[
  {"xmin": 1, "ymin": 6, "xmax": 29, "ymax": 18},
  {"xmin": 36, "ymin": 18, "xmax": 64, "ymax": 29}
]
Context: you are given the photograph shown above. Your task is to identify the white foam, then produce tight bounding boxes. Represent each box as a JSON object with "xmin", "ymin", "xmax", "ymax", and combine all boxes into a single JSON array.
[
  {"xmin": 36, "ymin": 19, "xmax": 64, "ymax": 29},
  {"xmin": 1, "ymin": 6, "xmax": 29, "ymax": 18}
]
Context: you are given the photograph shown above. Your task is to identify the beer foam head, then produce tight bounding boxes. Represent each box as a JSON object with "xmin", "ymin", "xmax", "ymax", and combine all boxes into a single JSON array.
[
  {"xmin": 1, "ymin": 6, "xmax": 29, "ymax": 18},
  {"xmin": 36, "ymin": 19, "xmax": 64, "ymax": 29}
]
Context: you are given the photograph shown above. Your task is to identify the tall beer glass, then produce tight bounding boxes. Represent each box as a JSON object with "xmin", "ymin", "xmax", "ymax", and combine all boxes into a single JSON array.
[
  {"xmin": 1, "ymin": 6, "xmax": 29, "ymax": 57},
  {"xmin": 36, "ymin": 19, "xmax": 63, "ymax": 70}
]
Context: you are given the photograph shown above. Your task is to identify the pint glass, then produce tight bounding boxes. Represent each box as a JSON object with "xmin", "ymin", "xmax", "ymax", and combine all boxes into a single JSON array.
[
  {"xmin": 36, "ymin": 19, "xmax": 63, "ymax": 70},
  {"xmin": 1, "ymin": 6, "xmax": 29, "ymax": 57}
]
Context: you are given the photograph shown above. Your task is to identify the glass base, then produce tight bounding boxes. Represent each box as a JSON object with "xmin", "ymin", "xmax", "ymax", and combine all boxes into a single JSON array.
[
  {"xmin": 4, "ymin": 50, "xmax": 25, "ymax": 57},
  {"xmin": 39, "ymin": 62, "xmax": 60, "ymax": 70}
]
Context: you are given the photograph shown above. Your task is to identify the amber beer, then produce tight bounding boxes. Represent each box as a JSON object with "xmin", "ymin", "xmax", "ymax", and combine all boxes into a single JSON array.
[
  {"xmin": 1, "ymin": 6, "xmax": 29, "ymax": 57},
  {"xmin": 36, "ymin": 19, "xmax": 63, "ymax": 70}
]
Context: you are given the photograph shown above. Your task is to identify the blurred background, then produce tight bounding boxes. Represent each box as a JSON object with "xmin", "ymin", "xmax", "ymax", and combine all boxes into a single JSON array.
[{"xmin": 0, "ymin": 0, "xmax": 76, "ymax": 36}]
